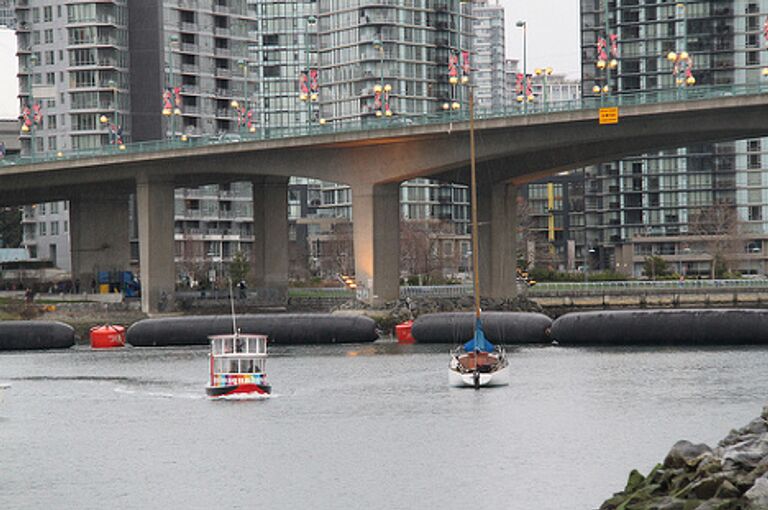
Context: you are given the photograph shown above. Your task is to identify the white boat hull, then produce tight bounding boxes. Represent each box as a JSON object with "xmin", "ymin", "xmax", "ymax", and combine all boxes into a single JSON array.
[{"xmin": 449, "ymin": 364, "xmax": 510, "ymax": 387}]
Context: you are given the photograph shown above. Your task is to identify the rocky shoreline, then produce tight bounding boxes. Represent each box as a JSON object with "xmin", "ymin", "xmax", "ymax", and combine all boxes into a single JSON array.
[{"xmin": 601, "ymin": 407, "xmax": 768, "ymax": 510}]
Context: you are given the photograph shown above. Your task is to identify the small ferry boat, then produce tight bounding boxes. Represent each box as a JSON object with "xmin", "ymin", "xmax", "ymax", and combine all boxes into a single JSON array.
[
  {"xmin": 205, "ymin": 280, "xmax": 271, "ymax": 399},
  {"xmin": 206, "ymin": 332, "xmax": 271, "ymax": 399}
]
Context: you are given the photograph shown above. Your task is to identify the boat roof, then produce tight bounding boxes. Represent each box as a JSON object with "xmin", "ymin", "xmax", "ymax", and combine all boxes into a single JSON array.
[{"xmin": 209, "ymin": 333, "xmax": 268, "ymax": 340}]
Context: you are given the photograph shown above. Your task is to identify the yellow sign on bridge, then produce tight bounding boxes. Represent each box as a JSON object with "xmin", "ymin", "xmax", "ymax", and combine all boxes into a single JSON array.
[{"xmin": 599, "ymin": 107, "xmax": 619, "ymax": 125}]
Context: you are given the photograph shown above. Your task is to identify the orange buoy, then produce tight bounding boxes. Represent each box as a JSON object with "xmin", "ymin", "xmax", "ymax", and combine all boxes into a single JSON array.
[
  {"xmin": 90, "ymin": 325, "xmax": 126, "ymax": 349},
  {"xmin": 395, "ymin": 320, "xmax": 415, "ymax": 344}
]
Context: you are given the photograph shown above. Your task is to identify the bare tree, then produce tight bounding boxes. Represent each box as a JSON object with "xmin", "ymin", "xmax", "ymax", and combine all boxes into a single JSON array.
[
  {"xmin": 400, "ymin": 219, "xmax": 460, "ymax": 283},
  {"xmin": 689, "ymin": 199, "xmax": 745, "ymax": 278},
  {"xmin": 516, "ymin": 195, "xmax": 562, "ymax": 270},
  {"xmin": 312, "ymin": 221, "xmax": 353, "ymax": 277},
  {"xmin": 176, "ymin": 239, "xmax": 212, "ymax": 288}
]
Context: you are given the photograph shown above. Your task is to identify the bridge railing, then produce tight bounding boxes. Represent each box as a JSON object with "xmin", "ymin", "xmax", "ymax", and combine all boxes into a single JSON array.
[
  {"xmin": 174, "ymin": 279, "xmax": 768, "ymax": 302},
  {"xmin": 4, "ymin": 83, "xmax": 766, "ymax": 168},
  {"xmin": 399, "ymin": 279, "xmax": 768, "ymax": 298}
]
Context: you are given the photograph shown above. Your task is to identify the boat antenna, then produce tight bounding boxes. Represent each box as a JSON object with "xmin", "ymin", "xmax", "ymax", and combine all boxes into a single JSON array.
[{"xmin": 228, "ymin": 277, "xmax": 238, "ymax": 335}]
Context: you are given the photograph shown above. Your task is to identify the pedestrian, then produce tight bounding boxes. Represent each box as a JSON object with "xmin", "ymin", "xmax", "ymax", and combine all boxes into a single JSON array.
[{"xmin": 74, "ymin": 279, "xmax": 80, "ymax": 293}]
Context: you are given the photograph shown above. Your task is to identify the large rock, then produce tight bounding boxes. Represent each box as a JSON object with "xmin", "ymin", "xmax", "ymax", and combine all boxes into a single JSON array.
[
  {"xmin": 664, "ymin": 440, "xmax": 713, "ymax": 469},
  {"xmin": 745, "ymin": 476, "xmax": 768, "ymax": 509}
]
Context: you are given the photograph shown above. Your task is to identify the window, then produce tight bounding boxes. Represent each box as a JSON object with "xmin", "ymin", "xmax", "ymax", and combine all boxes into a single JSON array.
[
  {"xmin": 750, "ymin": 206, "xmax": 762, "ymax": 221},
  {"xmin": 39, "ymin": 222, "xmax": 47, "ymax": 236},
  {"xmin": 43, "ymin": 6, "xmax": 52, "ymax": 22},
  {"xmin": 51, "ymin": 221, "xmax": 59, "ymax": 235}
]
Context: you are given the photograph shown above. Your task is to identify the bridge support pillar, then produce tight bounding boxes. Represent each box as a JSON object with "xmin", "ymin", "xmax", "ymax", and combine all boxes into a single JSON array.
[
  {"xmin": 70, "ymin": 191, "xmax": 131, "ymax": 292},
  {"xmin": 251, "ymin": 177, "xmax": 288, "ymax": 300},
  {"xmin": 352, "ymin": 182, "xmax": 400, "ymax": 305},
  {"xmin": 136, "ymin": 173, "xmax": 175, "ymax": 314},
  {"xmin": 477, "ymin": 182, "xmax": 518, "ymax": 300}
]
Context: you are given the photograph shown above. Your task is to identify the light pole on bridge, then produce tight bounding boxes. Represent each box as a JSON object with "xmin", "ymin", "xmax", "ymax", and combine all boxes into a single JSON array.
[
  {"xmin": 231, "ymin": 59, "xmax": 257, "ymax": 136},
  {"xmin": 20, "ymin": 53, "xmax": 42, "ymax": 158},
  {"xmin": 372, "ymin": 38, "xmax": 393, "ymax": 120},
  {"xmin": 515, "ymin": 20, "xmax": 533, "ymax": 112},
  {"xmin": 100, "ymin": 80, "xmax": 126, "ymax": 151},
  {"xmin": 163, "ymin": 35, "xmax": 183, "ymax": 141}
]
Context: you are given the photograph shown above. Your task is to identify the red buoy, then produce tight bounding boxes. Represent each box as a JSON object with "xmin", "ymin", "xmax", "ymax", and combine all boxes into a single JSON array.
[
  {"xmin": 395, "ymin": 320, "xmax": 415, "ymax": 344},
  {"xmin": 90, "ymin": 325, "xmax": 126, "ymax": 349}
]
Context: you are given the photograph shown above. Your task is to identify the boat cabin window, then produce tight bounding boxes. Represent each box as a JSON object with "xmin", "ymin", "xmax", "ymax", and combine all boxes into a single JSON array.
[
  {"xmin": 214, "ymin": 358, "xmax": 264, "ymax": 374},
  {"xmin": 247, "ymin": 336, "xmax": 266, "ymax": 354},
  {"xmin": 211, "ymin": 336, "xmax": 266, "ymax": 355}
]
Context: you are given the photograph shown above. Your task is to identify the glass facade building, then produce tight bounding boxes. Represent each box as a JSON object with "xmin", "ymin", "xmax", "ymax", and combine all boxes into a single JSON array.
[{"xmin": 577, "ymin": 0, "xmax": 768, "ymax": 277}]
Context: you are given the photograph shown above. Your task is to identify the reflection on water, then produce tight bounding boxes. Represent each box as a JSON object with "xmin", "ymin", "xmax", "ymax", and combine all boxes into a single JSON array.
[{"xmin": 2, "ymin": 343, "xmax": 768, "ymax": 510}]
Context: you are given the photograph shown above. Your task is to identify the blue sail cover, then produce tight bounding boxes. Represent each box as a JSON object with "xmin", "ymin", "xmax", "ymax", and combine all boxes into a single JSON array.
[{"xmin": 463, "ymin": 317, "xmax": 495, "ymax": 352}]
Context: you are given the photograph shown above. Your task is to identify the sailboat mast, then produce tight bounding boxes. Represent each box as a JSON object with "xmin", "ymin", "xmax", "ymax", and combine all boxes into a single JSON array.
[{"xmin": 469, "ymin": 89, "xmax": 480, "ymax": 320}]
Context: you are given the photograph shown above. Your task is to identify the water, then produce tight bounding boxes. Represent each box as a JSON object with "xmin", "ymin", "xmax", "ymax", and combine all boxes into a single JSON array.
[{"xmin": 2, "ymin": 343, "xmax": 768, "ymax": 510}]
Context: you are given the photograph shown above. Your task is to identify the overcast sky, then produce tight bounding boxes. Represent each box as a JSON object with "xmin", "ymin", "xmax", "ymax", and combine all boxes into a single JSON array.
[
  {"xmin": 0, "ymin": 3, "xmax": 582, "ymax": 119},
  {"xmin": 0, "ymin": 29, "xmax": 16, "ymax": 118},
  {"xmin": 501, "ymin": 0, "xmax": 581, "ymax": 79}
]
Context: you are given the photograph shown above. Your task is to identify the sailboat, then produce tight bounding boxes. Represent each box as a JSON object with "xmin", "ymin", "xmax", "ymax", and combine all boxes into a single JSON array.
[{"xmin": 448, "ymin": 85, "xmax": 510, "ymax": 389}]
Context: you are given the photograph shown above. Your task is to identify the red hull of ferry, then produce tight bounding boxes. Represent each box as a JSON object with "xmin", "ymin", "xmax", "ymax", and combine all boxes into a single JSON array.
[{"xmin": 205, "ymin": 383, "xmax": 271, "ymax": 398}]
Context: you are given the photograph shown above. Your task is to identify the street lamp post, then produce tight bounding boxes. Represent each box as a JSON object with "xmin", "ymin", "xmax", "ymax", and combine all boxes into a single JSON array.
[
  {"xmin": 749, "ymin": 243, "xmax": 761, "ymax": 276},
  {"xmin": 298, "ymin": 15, "xmax": 318, "ymax": 130},
  {"xmin": 534, "ymin": 67, "xmax": 553, "ymax": 112},
  {"xmin": 231, "ymin": 59, "xmax": 256, "ymax": 136},
  {"xmin": 372, "ymin": 38, "xmax": 393, "ymax": 120},
  {"xmin": 163, "ymin": 35, "xmax": 182, "ymax": 141},
  {"xmin": 100, "ymin": 80, "xmax": 126, "ymax": 150},
  {"xmin": 667, "ymin": 3, "xmax": 695, "ymax": 93},
  {"xmin": 515, "ymin": 20, "xmax": 529, "ymax": 113},
  {"xmin": 21, "ymin": 53, "xmax": 41, "ymax": 158},
  {"xmin": 593, "ymin": 1, "xmax": 618, "ymax": 101},
  {"xmin": 585, "ymin": 247, "xmax": 596, "ymax": 283}
]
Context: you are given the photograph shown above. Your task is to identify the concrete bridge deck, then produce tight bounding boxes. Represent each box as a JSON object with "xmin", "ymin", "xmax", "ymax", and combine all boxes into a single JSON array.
[{"xmin": 4, "ymin": 84, "xmax": 768, "ymax": 313}]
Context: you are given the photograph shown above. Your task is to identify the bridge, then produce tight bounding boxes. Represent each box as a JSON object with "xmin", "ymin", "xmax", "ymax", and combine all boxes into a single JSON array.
[{"xmin": 4, "ymin": 84, "xmax": 768, "ymax": 313}]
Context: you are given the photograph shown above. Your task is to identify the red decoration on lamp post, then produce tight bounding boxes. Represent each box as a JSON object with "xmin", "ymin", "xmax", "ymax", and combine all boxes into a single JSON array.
[{"xmin": 20, "ymin": 102, "xmax": 42, "ymax": 133}]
